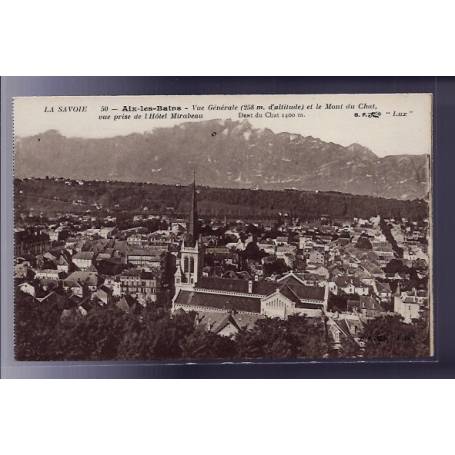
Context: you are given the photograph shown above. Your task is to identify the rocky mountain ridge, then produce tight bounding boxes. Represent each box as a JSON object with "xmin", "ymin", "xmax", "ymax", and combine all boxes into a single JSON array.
[{"xmin": 15, "ymin": 119, "xmax": 429, "ymax": 200}]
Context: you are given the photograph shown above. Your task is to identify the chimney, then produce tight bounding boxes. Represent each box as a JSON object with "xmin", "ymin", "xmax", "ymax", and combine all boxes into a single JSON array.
[{"xmin": 248, "ymin": 279, "xmax": 253, "ymax": 294}]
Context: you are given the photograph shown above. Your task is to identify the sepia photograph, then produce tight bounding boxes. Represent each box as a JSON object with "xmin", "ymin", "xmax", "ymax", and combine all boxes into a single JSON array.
[
  {"xmin": 2, "ymin": 0, "xmax": 455, "ymax": 453},
  {"xmin": 12, "ymin": 93, "xmax": 432, "ymax": 362}
]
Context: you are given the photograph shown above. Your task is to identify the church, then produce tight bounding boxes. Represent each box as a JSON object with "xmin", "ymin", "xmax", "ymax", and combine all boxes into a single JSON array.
[{"xmin": 171, "ymin": 178, "xmax": 329, "ymax": 322}]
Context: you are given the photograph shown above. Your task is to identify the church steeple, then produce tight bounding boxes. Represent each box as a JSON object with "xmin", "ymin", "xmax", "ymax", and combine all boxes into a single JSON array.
[
  {"xmin": 187, "ymin": 170, "xmax": 199, "ymax": 246},
  {"xmin": 175, "ymin": 171, "xmax": 204, "ymax": 290}
]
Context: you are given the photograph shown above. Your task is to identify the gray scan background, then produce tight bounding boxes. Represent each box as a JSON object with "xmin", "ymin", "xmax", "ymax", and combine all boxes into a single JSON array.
[{"xmin": 1, "ymin": 76, "xmax": 454, "ymax": 378}]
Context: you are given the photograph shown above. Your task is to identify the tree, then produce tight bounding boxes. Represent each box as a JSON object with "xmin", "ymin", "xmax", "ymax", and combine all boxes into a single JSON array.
[
  {"xmin": 234, "ymin": 315, "xmax": 329, "ymax": 360},
  {"xmin": 327, "ymin": 293, "xmax": 348, "ymax": 312},
  {"xmin": 116, "ymin": 307, "xmax": 196, "ymax": 360},
  {"xmin": 242, "ymin": 241, "xmax": 265, "ymax": 262},
  {"xmin": 179, "ymin": 328, "xmax": 236, "ymax": 360},
  {"xmin": 263, "ymin": 257, "xmax": 289, "ymax": 276},
  {"xmin": 384, "ymin": 258, "xmax": 407, "ymax": 275},
  {"xmin": 355, "ymin": 236, "xmax": 373, "ymax": 250},
  {"xmin": 335, "ymin": 335, "xmax": 362, "ymax": 358},
  {"xmin": 15, "ymin": 291, "xmax": 62, "ymax": 360},
  {"xmin": 56, "ymin": 305, "xmax": 131, "ymax": 360},
  {"xmin": 361, "ymin": 314, "xmax": 430, "ymax": 359}
]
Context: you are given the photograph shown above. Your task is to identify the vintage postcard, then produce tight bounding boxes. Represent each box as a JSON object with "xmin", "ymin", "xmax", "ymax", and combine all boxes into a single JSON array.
[{"xmin": 13, "ymin": 93, "xmax": 432, "ymax": 361}]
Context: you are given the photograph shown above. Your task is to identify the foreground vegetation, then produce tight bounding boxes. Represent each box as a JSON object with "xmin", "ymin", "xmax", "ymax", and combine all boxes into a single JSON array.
[{"xmin": 15, "ymin": 292, "xmax": 430, "ymax": 362}]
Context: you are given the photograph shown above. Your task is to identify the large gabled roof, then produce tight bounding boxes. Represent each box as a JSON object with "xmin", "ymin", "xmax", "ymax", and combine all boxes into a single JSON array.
[
  {"xmin": 196, "ymin": 277, "xmax": 249, "ymax": 293},
  {"xmin": 211, "ymin": 313, "xmax": 241, "ymax": 335},
  {"xmin": 277, "ymin": 272, "xmax": 306, "ymax": 287},
  {"xmin": 175, "ymin": 290, "xmax": 262, "ymax": 313},
  {"xmin": 287, "ymin": 283, "xmax": 325, "ymax": 301},
  {"xmin": 276, "ymin": 285, "xmax": 301, "ymax": 305},
  {"xmin": 195, "ymin": 274, "xmax": 325, "ymax": 302}
]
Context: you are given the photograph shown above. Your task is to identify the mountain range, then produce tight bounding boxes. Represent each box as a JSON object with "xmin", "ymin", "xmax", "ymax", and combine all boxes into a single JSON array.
[{"xmin": 14, "ymin": 119, "xmax": 429, "ymax": 200}]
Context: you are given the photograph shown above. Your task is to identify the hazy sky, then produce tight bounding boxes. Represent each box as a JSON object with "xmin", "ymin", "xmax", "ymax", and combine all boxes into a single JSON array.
[{"xmin": 14, "ymin": 93, "xmax": 432, "ymax": 156}]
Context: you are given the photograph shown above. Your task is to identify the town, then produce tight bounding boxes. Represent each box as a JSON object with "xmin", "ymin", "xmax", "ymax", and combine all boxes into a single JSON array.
[{"xmin": 14, "ymin": 176, "xmax": 430, "ymax": 360}]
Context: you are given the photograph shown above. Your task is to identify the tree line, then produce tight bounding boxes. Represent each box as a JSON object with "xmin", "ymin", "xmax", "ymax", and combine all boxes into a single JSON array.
[{"xmin": 15, "ymin": 178, "xmax": 429, "ymax": 222}]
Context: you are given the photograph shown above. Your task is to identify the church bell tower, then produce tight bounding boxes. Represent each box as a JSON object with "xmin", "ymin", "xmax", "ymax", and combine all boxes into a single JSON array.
[{"xmin": 175, "ymin": 172, "xmax": 204, "ymax": 290}]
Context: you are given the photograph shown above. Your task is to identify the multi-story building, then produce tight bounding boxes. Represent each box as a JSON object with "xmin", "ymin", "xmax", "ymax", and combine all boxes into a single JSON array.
[
  {"xmin": 15, "ymin": 228, "xmax": 50, "ymax": 257},
  {"xmin": 126, "ymin": 249, "xmax": 161, "ymax": 269},
  {"xmin": 119, "ymin": 269, "xmax": 159, "ymax": 303}
]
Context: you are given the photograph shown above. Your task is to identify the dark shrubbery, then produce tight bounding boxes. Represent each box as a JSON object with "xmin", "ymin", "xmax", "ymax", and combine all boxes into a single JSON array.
[{"xmin": 15, "ymin": 291, "xmax": 430, "ymax": 362}]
